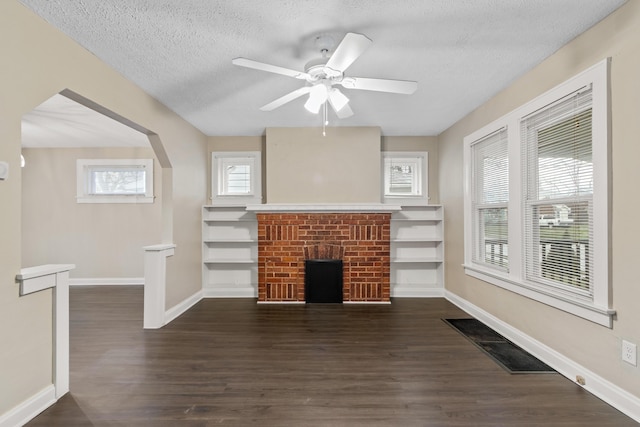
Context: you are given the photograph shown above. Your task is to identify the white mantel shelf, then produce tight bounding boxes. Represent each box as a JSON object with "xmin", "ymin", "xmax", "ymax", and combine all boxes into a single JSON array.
[{"xmin": 245, "ymin": 204, "xmax": 402, "ymax": 213}]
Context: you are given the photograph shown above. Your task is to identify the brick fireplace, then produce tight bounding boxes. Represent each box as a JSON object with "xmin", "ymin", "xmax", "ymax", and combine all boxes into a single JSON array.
[{"xmin": 250, "ymin": 205, "xmax": 397, "ymax": 303}]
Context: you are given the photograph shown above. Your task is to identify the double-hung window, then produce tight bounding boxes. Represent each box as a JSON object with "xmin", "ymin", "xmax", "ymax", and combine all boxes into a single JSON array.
[
  {"xmin": 463, "ymin": 59, "xmax": 613, "ymax": 327},
  {"xmin": 470, "ymin": 128, "xmax": 509, "ymax": 270}
]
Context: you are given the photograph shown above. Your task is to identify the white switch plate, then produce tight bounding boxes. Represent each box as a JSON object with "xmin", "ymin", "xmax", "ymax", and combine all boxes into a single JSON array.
[
  {"xmin": 622, "ymin": 340, "xmax": 637, "ymax": 366},
  {"xmin": 0, "ymin": 161, "xmax": 8, "ymax": 180}
]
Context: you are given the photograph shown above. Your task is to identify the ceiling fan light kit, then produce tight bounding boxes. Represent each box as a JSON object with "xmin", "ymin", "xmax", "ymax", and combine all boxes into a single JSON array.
[{"xmin": 232, "ymin": 32, "xmax": 417, "ymax": 124}]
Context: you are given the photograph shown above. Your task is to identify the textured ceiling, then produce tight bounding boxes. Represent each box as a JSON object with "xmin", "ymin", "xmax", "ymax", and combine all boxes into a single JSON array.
[{"xmin": 18, "ymin": 0, "xmax": 627, "ymax": 139}]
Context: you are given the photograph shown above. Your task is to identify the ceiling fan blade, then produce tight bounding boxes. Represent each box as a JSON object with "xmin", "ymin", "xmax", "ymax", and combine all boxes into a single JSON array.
[
  {"xmin": 340, "ymin": 77, "xmax": 417, "ymax": 94},
  {"xmin": 232, "ymin": 57, "xmax": 310, "ymax": 80},
  {"xmin": 324, "ymin": 33, "xmax": 372, "ymax": 74},
  {"xmin": 332, "ymin": 101, "xmax": 354, "ymax": 119},
  {"xmin": 260, "ymin": 86, "xmax": 312, "ymax": 111},
  {"xmin": 328, "ymin": 88, "xmax": 353, "ymax": 118}
]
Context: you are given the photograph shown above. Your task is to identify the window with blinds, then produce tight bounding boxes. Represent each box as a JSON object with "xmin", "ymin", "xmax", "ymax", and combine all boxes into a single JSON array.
[
  {"xmin": 211, "ymin": 152, "xmax": 262, "ymax": 205},
  {"xmin": 463, "ymin": 59, "xmax": 611, "ymax": 326},
  {"xmin": 522, "ymin": 87, "xmax": 593, "ymax": 298},
  {"xmin": 220, "ymin": 160, "xmax": 252, "ymax": 195},
  {"xmin": 471, "ymin": 128, "xmax": 509, "ymax": 270},
  {"xmin": 381, "ymin": 152, "xmax": 428, "ymax": 204}
]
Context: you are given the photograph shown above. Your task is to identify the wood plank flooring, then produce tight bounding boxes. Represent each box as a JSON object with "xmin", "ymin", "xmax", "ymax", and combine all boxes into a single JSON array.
[{"xmin": 28, "ymin": 286, "xmax": 637, "ymax": 426}]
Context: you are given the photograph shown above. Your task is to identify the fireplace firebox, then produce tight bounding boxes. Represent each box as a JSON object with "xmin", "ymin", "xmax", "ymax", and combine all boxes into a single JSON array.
[{"xmin": 305, "ymin": 259, "xmax": 343, "ymax": 303}]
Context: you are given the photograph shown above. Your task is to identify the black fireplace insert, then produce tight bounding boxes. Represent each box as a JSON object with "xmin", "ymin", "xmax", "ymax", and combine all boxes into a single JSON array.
[{"xmin": 304, "ymin": 259, "xmax": 343, "ymax": 303}]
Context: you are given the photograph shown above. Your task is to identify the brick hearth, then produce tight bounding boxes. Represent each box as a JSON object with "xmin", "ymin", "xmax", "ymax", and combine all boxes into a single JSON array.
[{"xmin": 257, "ymin": 213, "xmax": 391, "ymax": 302}]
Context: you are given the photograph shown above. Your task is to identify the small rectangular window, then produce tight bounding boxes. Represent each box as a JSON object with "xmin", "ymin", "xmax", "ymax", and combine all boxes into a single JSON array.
[
  {"xmin": 382, "ymin": 152, "xmax": 428, "ymax": 205},
  {"xmin": 77, "ymin": 159, "xmax": 154, "ymax": 203},
  {"xmin": 212, "ymin": 152, "xmax": 262, "ymax": 205},
  {"xmin": 88, "ymin": 166, "xmax": 147, "ymax": 195}
]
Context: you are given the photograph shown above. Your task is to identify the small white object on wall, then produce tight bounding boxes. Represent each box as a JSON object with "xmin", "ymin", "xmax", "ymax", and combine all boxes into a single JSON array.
[{"xmin": 0, "ymin": 161, "xmax": 8, "ymax": 180}]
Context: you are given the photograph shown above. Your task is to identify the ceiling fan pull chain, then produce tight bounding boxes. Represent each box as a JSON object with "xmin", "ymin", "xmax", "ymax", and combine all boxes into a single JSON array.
[{"xmin": 322, "ymin": 101, "xmax": 328, "ymax": 136}]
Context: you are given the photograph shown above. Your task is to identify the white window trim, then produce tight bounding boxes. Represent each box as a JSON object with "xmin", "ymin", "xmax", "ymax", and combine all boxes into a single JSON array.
[
  {"xmin": 76, "ymin": 158, "xmax": 154, "ymax": 204},
  {"xmin": 463, "ymin": 58, "xmax": 613, "ymax": 327},
  {"xmin": 382, "ymin": 151, "xmax": 429, "ymax": 205},
  {"xmin": 211, "ymin": 151, "xmax": 262, "ymax": 206}
]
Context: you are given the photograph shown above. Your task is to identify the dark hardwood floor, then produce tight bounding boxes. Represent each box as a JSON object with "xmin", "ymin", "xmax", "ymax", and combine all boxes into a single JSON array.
[{"xmin": 28, "ymin": 286, "xmax": 637, "ymax": 426}]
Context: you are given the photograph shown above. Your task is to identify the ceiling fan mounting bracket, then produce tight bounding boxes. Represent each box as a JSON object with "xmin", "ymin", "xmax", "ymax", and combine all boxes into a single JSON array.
[{"xmin": 314, "ymin": 34, "xmax": 336, "ymax": 54}]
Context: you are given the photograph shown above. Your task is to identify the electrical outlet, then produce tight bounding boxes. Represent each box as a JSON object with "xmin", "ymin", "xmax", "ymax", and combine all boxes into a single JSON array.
[{"xmin": 622, "ymin": 340, "xmax": 637, "ymax": 366}]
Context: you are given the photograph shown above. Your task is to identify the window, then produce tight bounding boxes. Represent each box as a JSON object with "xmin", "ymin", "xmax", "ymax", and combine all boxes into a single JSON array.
[
  {"xmin": 382, "ymin": 152, "xmax": 428, "ymax": 205},
  {"xmin": 463, "ymin": 59, "xmax": 613, "ymax": 327},
  {"xmin": 470, "ymin": 128, "xmax": 509, "ymax": 270},
  {"xmin": 77, "ymin": 159, "xmax": 154, "ymax": 203},
  {"xmin": 522, "ymin": 89, "xmax": 593, "ymax": 298},
  {"xmin": 211, "ymin": 152, "xmax": 261, "ymax": 205}
]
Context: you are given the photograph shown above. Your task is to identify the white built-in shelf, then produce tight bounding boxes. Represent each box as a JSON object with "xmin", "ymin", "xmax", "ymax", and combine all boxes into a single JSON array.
[
  {"xmin": 203, "ymin": 219, "xmax": 255, "ymax": 223},
  {"xmin": 390, "ymin": 205, "xmax": 444, "ymax": 298},
  {"xmin": 203, "ymin": 259, "xmax": 257, "ymax": 264},
  {"xmin": 204, "ymin": 239, "xmax": 256, "ymax": 243},
  {"xmin": 202, "ymin": 206, "xmax": 259, "ymax": 298},
  {"xmin": 391, "ymin": 257, "xmax": 443, "ymax": 263},
  {"xmin": 391, "ymin": 237, "xmax": 442, "ymax": 242}
]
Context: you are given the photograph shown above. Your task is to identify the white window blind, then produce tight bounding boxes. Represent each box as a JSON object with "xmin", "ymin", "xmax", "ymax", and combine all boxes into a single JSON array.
[
  {"xmin": 220, "ymin": 160, "xmax": 252, "ymax": 195},
  {"xmin": 522, "ymin": 87, "xmax": 593, "ymax": 298},
  {"xmin": 471, "ymin": 128, "xmax": 509, "ymax": 270},
  {"xmin": 211, "ymin": 152, "xmax": 262, "ymax": 205},
  {"xmin": 384, "ymin": 156, "xmax": 421, "ymax": 196},
  {"xmin": 381, "ymin": 152, "xmax": 428, "ymax": 205}
]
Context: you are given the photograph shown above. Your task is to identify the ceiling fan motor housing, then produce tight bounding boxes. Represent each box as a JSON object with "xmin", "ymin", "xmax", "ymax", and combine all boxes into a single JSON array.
[{"xmin": 304, "ymin": 57, "xmax": 342, "ymax": 83}]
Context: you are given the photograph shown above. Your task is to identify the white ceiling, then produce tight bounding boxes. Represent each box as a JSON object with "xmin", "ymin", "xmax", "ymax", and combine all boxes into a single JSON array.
[{"xmin": 18, "ymin": 0, "xmax": 627, "ymax": 142}]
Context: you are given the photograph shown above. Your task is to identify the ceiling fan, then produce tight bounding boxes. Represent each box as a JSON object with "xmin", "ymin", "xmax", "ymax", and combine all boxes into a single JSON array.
[{"xmin": 232, "ymin": 32, "xmax": 418, "ymax": 119}]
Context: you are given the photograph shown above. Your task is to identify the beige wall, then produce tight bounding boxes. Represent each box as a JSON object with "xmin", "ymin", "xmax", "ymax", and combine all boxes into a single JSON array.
[
  {"xmin": 21, "ymin": 147, "xmax": 162, "ymax": 278},
  {"xmin": 265, "ymin": 127, "xmax": 381, "ymax": 203},
  {"xmin": 382, "ymin": 135, "xmax": 439, "ymax": 204},
  {"xmin": 0, "ymin": 0, "xmax": 207, "ymax": 415},
  {"xmin": 438, "ymin": 1, "xmax": 640, "ymax": 399},
  {"xmin": 208, "ymin": 134, "xmax": 440, "ymax": 205}
]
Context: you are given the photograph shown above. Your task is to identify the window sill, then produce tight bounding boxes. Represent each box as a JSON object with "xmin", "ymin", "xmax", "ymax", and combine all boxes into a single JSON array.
[
  {"xmin": 463, "ymin": 264, "xmax": 615, "ymax": 328},
  {"xmin": 77, "ymin": 195, "xmax": 154, "ymax": 204},
  {"xmin": 383, "ymin": 196, "xmax": 430, "ymax": 206},
  {"xmin": 211, "ymin": 195, "xmax": 262, "ymax": 206}
]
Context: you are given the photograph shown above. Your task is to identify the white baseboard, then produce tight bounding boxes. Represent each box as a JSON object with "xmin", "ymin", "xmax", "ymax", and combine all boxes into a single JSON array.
[
  {"xmin": 164, "ymin": 290, "xmax": 203, "ymax": 325},
  {"xmin": 391, "ymin": 286, "xmax": 445, "ymax": 298},
  {"xmin": 445, "ymin": 290, "xmax": 640, "ymax": 424},
  {"xmin": 0, "ymin": 384, "xmax": 56, "ymax": 427},
  {"xmin": 69, "ymin": 277, "xmax": 144, "ymax": 286},
  {"xmin": 203, "ymin": 286, "xmax": 257, "ymax": 298}
]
